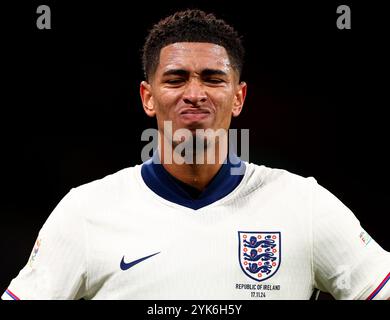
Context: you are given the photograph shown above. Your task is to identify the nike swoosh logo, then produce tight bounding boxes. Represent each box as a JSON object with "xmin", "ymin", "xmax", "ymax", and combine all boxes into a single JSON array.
[{"xmin": 120, "ymin": 252, "xmax": 160, "ymax": 271}]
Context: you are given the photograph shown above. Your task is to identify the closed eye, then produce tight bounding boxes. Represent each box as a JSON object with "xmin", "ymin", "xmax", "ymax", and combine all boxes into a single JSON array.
[
  {"xmin": 204, "ymin": 78, "xmax": 225, "ymax": 85},
  {"xmin": 165, "ymin": 78, "xmax": 186, "ymax": 85}
]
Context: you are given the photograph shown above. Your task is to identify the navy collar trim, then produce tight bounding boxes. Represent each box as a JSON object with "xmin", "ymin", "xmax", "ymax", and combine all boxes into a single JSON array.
[{"xmin": 141, "ymin": 153, "xmax": 246, "ymax": 210}]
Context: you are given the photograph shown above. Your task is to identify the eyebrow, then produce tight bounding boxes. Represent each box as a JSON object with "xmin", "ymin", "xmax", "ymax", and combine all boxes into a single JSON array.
[{"xmin": 162, "ymin": 68, "xmax": 228, "ymax": 77}]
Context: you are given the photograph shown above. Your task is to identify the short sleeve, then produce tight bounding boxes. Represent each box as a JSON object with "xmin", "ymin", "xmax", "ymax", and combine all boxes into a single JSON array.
[
  {"xmin": 311, "ymin": 180, "xmax": 390, "ymax": 300},
  {"xmin": 1, "ymin": 189, "xmax": 87, "ymax": 300}
]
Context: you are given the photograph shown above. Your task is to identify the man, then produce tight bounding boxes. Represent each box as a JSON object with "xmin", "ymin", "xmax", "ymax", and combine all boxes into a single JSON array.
[{"xmin": 2, "ymin": 9, "xmax": 389, "ymax": 300}]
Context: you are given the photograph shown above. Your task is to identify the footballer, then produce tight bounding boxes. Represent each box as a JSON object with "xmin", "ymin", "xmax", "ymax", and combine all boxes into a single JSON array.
[{"xmin": 2, "ymin": 9, "xmax": 389, "ymax": 300}]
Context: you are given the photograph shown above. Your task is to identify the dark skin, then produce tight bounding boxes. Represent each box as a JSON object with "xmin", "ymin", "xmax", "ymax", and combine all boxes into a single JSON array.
[{"xmin": 140, "ymin": 42, "xmax": 247, "ymax": 190}]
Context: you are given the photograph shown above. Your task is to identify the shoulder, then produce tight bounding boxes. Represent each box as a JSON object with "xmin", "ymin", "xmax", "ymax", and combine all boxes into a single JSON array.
[
  {"xmin": 244, "ymin": 162, "xmax": 317, "ymax": 191},
  {"xmin": 231, "ymin": 162, "xmax": 319, "ymax": 204},
  {"xmin": 38, "ymin": 165, "xmax": 144, "ymax": 235},
  {"xmin": 75, "ymin": 165, "xmax": 139, "ymax": 191},
  {"xmin": 63, "ymin": 165, "xmax": 142, "ymax": 207}
]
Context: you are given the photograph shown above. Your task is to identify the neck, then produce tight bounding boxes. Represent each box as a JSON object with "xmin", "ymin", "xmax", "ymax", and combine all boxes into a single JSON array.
[
  {"xmin": 163, "ymin": 161, "xmax": 223, "ymax": 191},
  {"xmin": 158, "ymin": 137, "xmax": 228, "ymax": 191}
]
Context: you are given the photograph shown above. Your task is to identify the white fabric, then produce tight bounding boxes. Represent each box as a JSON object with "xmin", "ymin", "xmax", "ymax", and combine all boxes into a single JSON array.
[{"xmin": 2, "ymin": 163, "xmax": 389, "ymax": 300}]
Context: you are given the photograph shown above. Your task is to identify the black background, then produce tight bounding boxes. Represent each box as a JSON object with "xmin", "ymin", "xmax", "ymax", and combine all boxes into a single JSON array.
[{"xmin": 1, "ymin": 0, "xmax": 389, "ymax": 300}]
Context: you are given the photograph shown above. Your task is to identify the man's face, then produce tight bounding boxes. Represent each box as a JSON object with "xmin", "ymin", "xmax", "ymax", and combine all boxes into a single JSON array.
[{"xmin": 140, "ymin": 42, "xmax": 246, "ymax": 135}]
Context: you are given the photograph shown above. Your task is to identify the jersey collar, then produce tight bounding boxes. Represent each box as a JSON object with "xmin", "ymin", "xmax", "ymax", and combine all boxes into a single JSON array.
[{"xmin": 141, "ymin": 152, "xmax": 246, "ymax": 210}]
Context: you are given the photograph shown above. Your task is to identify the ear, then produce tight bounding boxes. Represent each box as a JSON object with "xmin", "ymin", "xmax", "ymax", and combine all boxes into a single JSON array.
[
  {"xmin": 232, "ymin": 81, "xmax": 247, "ymax": 117},
  {"xmin": 140, "ymin": 81, "xmax": 156, "ymax": 117}
]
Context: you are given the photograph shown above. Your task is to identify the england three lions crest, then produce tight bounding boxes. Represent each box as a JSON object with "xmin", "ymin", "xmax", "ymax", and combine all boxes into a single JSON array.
[{"xmin": 238, "ymin": 231, "xmax": 281, "ymax": 282}]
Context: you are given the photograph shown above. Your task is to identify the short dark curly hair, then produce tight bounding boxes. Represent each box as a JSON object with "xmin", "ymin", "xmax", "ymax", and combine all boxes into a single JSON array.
[{"xmin": 142, "ymin": 9, "xmax": 244, "ymax": 81}]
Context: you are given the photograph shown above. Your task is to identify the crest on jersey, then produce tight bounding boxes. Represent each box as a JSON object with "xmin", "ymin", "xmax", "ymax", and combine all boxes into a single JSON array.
[{"xmin": 238, "ymin": 231, "xmax": 281, "ymax": 282}]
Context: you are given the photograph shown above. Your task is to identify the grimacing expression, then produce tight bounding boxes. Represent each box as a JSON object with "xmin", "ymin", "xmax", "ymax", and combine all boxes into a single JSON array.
[{"xmin": 140, "ymin": 42, "xmax": 247, "ymax": 136}]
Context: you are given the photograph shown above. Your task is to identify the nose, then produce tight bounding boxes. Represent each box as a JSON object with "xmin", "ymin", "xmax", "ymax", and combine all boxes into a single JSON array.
[{"xmin": 182, "ymin": 79, "xmax": 207, "ymax": 106}]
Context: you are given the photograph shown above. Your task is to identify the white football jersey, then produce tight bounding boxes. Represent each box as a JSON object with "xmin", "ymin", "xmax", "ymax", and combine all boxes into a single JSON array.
[{"xmin": 2, "ymin": 162, "xmax": 390, "ymax": 300}]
